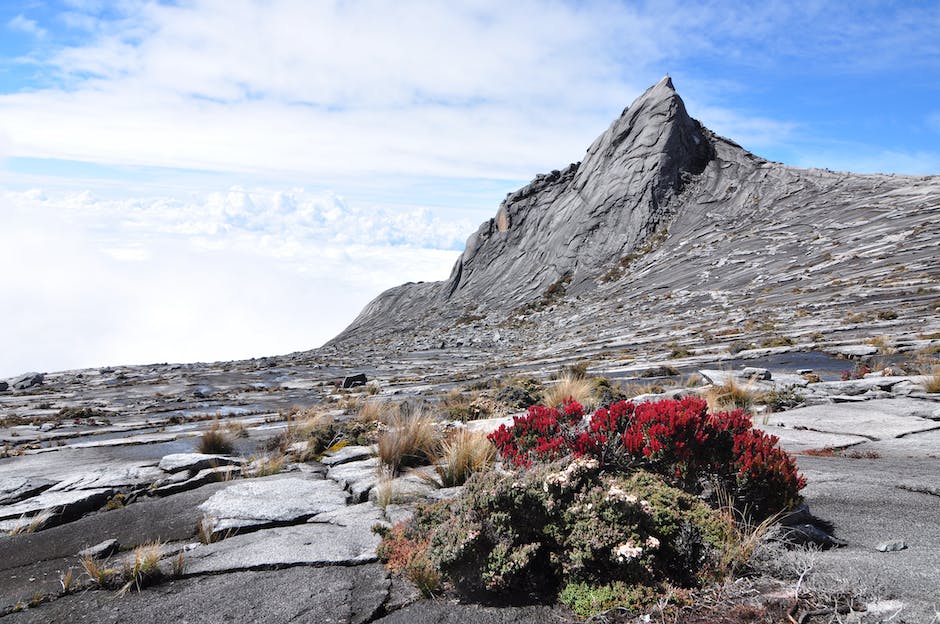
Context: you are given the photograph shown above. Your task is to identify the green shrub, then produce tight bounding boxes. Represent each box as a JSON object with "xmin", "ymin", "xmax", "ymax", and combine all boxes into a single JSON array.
[
  {"xmin": 423, "ymin": 459, "xmax": 729, "ymax": 598},
  {"xmin": 559, "ymin": 581, "xmax": 662, "ymax": 619}
]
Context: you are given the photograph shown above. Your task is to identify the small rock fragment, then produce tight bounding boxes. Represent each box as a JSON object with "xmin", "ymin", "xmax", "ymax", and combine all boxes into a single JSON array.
[
  {"xmin": 78, "ymin": 539, "xmax": 120, "ymax": 559},
  {"xmin": 741, "ymin": 367, "xmax": 771, "ymax": 380},
  {"xmin": 876, "ymin": 540, "xmax": 907, "ymax": 552}
]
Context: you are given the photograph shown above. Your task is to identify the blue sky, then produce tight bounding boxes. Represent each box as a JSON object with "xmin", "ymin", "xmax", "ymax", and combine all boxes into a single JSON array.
[{"xmin": 1, "ymin": 0, "xmax": 939, "ymax": 376}]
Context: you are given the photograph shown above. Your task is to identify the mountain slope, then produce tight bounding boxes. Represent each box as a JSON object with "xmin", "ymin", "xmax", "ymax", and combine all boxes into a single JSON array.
[{"xmin": 326, "ymin": 78, "xmax": 940, "ymax": 359}]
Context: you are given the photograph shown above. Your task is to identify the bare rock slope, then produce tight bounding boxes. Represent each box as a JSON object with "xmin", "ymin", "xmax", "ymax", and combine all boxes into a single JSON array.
[{"xmin": 327, "ymin": 77, "xmax": 940, "ymax": 357}]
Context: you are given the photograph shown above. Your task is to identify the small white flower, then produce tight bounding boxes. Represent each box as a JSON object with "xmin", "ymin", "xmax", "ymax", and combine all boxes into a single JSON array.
[
  {"xmin": 639, "ymin": 500, "xmax": 653, "ymax": 514},
  {"xmin": 605, "ymin": 485, "xmax": 640, "ymax": 505},
  {"xmin": 645, "ymin": 536, "xmax": 660, "ymax": 549},
  {"xmin": 613, "ymin": 541, "xmax": 643, "ymax": 562}
]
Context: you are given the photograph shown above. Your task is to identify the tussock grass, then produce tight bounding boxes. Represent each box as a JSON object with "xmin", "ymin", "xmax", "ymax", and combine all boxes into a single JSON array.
[
  {"xmin": 118, "ymin": 541, "xmax": 164, "ymax": 595},
  {"xmin": 80, "ymin": 555, "xmax": 119, "ymax": 588},
  {"xmin": 435, "ymin": 429, "xmax": 496, "ymax": 487},
  {"xmin": 866, "ymin": 335, "xmax": 897, "ymax": 354},
  {"xmin": 713, "ymin": 487, "xmax": 783, "ymax": 577},
  {"xmin": 224, "ymin": 420, "xmax": 249, "ymax": 438},
  {"xmin": 704, "ymin": 377, "xmax": 757, "ymax": 412},
  {"xmin": 924, "ymin": 368, "xmax": 940, "ymax": 394},
  {"xmin": 377, "ymin": 407, "xmax": 440, "ymax": 475},
  {"xmin": 357, "ymin": 400, "xmax": 388, "ymax": 424},
  {"xmin": 246, "ymin": 453, "xmax": 285, "ymax": 477},
  {"xmin": 59, "ymin": 568, "xmax": 75, "ymax": 594},
  {"xmin": 198, "ymin": 421, "xmax": 234, "ymax": 455},
  {"xmin": 542, "ymin": 375, "xmax": 596, "ymax": 409}
]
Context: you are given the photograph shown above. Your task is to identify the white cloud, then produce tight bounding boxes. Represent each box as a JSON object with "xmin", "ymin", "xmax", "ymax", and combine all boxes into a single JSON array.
[
  {"xmin": 0, "ymin": 1, "xmax": 678, "ymax": 180},
  {"xmin": 7, "ymin": 14, "xmax": 46, "ymax": 38},
  {"xmin": 0, "ymin": 189, "xmax": 463, "ymax": 377}
]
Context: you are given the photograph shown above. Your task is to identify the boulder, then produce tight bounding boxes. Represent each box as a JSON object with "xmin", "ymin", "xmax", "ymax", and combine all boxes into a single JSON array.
[
  {"xmin": 9, "ymin": 372, "xmax": 43, "ymax": 390},
  {"xmin": 342, "ymin": 373, "xmax": 368, "ymax": 389},
  {"xmin": 741, "ymin": 367, "xmax": 771, "ymax": 380}
]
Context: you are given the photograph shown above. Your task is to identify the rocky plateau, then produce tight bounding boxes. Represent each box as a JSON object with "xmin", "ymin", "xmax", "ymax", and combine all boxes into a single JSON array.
[{"xmin": 1, "ymin": 78, "xmax": 938, "ymax": 623}]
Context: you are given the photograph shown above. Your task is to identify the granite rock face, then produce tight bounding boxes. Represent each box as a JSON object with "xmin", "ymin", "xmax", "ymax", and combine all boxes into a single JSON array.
[{"xmin": 326, "ymin": 77, "xmax": 940, "ymax": 357}]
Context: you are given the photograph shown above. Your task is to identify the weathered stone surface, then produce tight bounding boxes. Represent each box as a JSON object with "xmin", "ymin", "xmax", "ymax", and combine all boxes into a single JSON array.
[
  {"xmin": 151, "ymin": 465, "xmax": 240, "ymax": 497},
  {"xmin": 766, "ymin": 398, "xmax": 940, "ymax": 440},
  {"xmin": 826, "ymin": 345, "xmax": 879, "ymax": 358},
  {"xmin": 78, "ymin": 538, "xmax": 120, "ymax": 559},
  {"xmin": 198, "ymin": 476, "xmax": 348, "ymax": 534},
  {"xmin": 9, "ymin": 372, "xmax": 44, "ymax": 390},
  {"xmin": 0, "ymin": 477, "xmax": 55, "ymax": 506},
  {"xmin": 3, "ymin": 564, "xmax": 390, "ymax": 624},
  {"xmin": 184, "ymin": 502, "xmax": 382, "ymax": 574},
  {"xmin": 0, "ymin": 487, "xmax": 114, "ymax": 523},
  {"xmin": 47, "ymin": 466, "xmax": 164, "ymax": 491},
  {"xmin": 761, "ymin": 425, "xmax": 870, "ymax": 454},
  {"xmin": 157, "ymin": 452, "xmax": 243, "ymax": 473},
  {"xmin": 321, "ymin": 444, "xmax": 375, "ymax": 466},
  {"xmin": 462, "ymin": 415, "xmax": 515, "ymax": 435},
  {"xmin": 326, "ymin": 457, "xmax": 380, "ymax": 502},
  {"xmin": 373, "ymin": 602, "xmax": 569, "ymax": 624},
  {"xmin": 0, "ymin": 381, "xmax": 7, "ymax": 392}
]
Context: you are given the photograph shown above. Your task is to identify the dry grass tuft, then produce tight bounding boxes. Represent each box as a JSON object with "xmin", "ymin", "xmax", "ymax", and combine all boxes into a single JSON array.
[
  {"xmin": 714, "ymin": 488, "xmax": 783, "ymax": 577},
  {"xmin": 923, "ymin": 368, "xmax": 940, "ymax": 394},
  {"xmin": 9, "ymin": 510, "xmax": 54, "ymax": 535},
  {"xmin": 377, "ymin": 407, "xmax": 440, "ymax": 475},
  {"xmin": 118, "ymin": 541, "xmax": 164, "ymax": 595},
  {"xmin": 198, "ymin": 421, "xmax": 234, "ymax": 455},
  {"xmin": 81, "ymin": 555, "xmax": 119, "ymax": 588},
  {"xmin": 59, "ymin": 568, "xmax": 75, "ymax": 594},
  {"xmin": 866, "ymin": 335, "xmax": 897, "ymax": 354},
  {"xmin": 224, "ymin": 420, "xmax": 250, "ymax": 438},
  {"xmin": 542, "ymin": 374, "xmax": 597, "ymax": 409},
  {"xmin": 246, "ymin": 453, "xmax": 286, "ymax": 477},
  {"xmin": 704, "ymin": 377, "xmax": 757, "ymax": 412},
  {"xmin": 435, "ymin": 429, "xmax": 496, "ymax": 487},
  {"xmin": 356, "ymin": 400, "xmax": 388, "ymax": 424}
]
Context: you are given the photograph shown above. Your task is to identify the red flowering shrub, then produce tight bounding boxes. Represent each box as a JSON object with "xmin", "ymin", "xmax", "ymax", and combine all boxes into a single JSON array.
[
  {"xmin": 488, "ymin": 401, "xmax": 585, "ymax": 467},
  {"xmin": 488, "ymin": 396, "xmax": 805, "ymax": 519}
]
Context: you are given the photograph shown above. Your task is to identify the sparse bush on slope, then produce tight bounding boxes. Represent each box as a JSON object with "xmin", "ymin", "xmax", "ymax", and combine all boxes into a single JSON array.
[{"xmin": 378, "ymin": 396, "xmax": 806, "ymax": 617}]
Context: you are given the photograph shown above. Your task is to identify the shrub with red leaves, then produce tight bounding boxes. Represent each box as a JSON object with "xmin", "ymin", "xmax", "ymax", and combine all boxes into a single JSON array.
[
  {"xmin": 488, "ymin": 396, "xmax": 805, "ymax": 519},
  {"xmin": 489, "ymin": 401, "xmax": 585, "ymax": 467}
]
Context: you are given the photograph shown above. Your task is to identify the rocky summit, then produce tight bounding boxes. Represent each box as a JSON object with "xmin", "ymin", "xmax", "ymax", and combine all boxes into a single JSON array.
[
  {"xmin": 1, "ymin": 79, "xmax": 939, "ymax": 624},
  {"xmin": 328, "ymin": 76, "xmax": 940, "ymax": 358}
]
